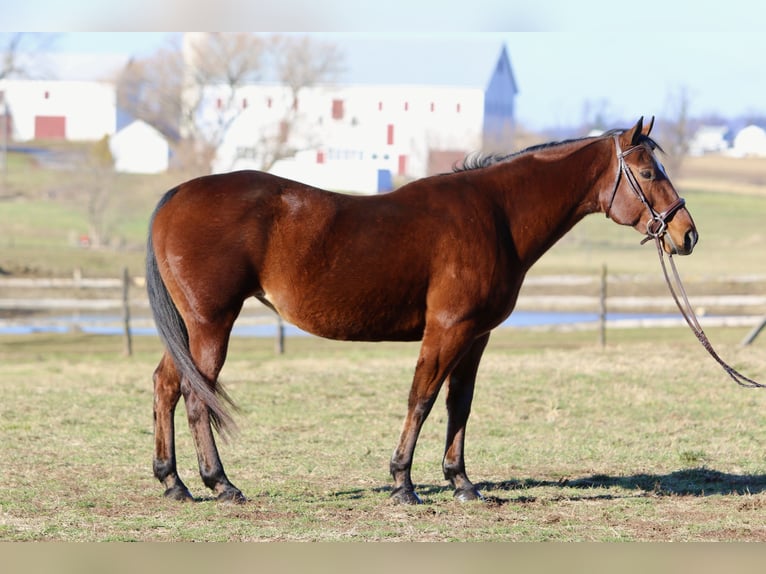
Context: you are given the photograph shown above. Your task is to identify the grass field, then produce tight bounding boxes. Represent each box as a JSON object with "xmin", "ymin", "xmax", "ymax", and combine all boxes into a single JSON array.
[
  {"xmin": 1, "ymin": 327, "xmax": 765, "ymax": 541},
  {"xmin": 0, "ymin": 150, "xmax": 765, "ymax": 279},
  {"xmin": 1, "ymin": 147, "xmax": 765, "ymax": 542}
]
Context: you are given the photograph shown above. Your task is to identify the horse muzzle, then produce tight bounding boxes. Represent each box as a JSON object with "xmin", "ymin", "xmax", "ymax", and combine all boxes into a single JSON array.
[{"xmin": 664, "ymin": 227, "xmax": 698, "ymax": 255}]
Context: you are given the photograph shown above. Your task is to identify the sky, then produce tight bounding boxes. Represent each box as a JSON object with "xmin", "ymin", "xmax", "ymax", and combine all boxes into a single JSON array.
[{"xmin": 2, "ymin": 1, "xmax": 765, "ymax": 131}]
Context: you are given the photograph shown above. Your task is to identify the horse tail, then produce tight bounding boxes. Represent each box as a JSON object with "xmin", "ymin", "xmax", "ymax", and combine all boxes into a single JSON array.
[{"xmin": 146, "ymin": 188, "xmax": 238, "ymax": 438}]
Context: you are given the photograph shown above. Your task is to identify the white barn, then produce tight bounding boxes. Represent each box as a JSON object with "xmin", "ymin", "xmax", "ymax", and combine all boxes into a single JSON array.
[
  {"xmin": 109, "ymin": 120, "xmax": 169, "ymax": 174},
  {"xmin": 210, "ymin": 82, "xmax": 485, "ymax": 193},
  {"xmin": 730, "ymin": 125, "xmax": 766, "ymax": 157},
  {"xmin": 0, "ymin": 79, "xmax": 115, "ymax": 142}
]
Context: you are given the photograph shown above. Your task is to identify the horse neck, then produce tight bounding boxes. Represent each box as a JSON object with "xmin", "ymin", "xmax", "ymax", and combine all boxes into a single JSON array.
[{"xmin": 489, "ymin": 137, "xmax": 613, "ymax": 269}]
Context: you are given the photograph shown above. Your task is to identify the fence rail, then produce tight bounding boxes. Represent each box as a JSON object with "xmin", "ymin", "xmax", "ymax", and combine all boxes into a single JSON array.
[{"xmin": 1, "ymin": 268, "xmax": 764, "ymax": 352}]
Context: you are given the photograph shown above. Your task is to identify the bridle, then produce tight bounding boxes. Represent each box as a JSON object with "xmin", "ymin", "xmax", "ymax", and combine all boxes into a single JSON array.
[
  {"xmin": 605, "ymin": 135, "xmax": 763, "ymax": 388},
  {"xmin": 605, "ymin": 135, "xmax": 687, "ymax": 244}
]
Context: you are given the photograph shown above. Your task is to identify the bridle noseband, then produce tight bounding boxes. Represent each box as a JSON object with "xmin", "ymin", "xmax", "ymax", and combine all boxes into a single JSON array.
[{"xmin": 605, "ymin": 135, "xmax": 686, "ymax": 245}]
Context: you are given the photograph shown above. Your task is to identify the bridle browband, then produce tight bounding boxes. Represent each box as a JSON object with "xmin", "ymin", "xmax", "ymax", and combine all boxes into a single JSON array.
[
  {"xmin": 605, "ymin": 135, "xmax": 687, "ymax": 243},
  {"xmin": 605, "ymin": 134, "xmax": 763, "ymax": 389}
]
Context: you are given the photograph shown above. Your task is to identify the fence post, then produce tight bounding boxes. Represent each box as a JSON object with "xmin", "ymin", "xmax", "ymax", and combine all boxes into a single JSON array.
[
  {"xmin": 599, "ymin": 264, "xmax": 607, "ymax": 348},
  {"xmin": 122, "ymin": 267, "xmax": 133, "ymax": 357},
  {"xmin": 741, "ymin": 315, "xmax": 766, "ymax": 347},
  {"xmin": 275, "ymin": 314, "xmax": 285, "ymax": 355}
]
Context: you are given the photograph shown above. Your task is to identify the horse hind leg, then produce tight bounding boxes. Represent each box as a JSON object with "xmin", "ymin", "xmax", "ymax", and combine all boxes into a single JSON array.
[
  {"xmin": 183, "ymin": 319, "xmax": 245, "ymax": 503},
  {"xmin": 442, "ymin": 333, "xmax": 490, "ymax": 502},
  {"xmin": 153, "ymin": 352, "xmax": 193, "ymax": 501}
]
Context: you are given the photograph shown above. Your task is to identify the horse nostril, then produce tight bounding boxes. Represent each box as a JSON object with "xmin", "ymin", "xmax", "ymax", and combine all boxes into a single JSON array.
[{"xmin": 684, "ymin": 229, "xmax": 698, "ymax": 253}]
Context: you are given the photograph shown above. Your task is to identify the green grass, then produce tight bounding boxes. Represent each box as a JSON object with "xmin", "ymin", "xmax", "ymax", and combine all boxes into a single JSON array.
[
  {"xmin": 1, "ymin": 148, "xmax": 765, "ymax": 279},
  {"xmin": 535, "ymin": 189, "xmax": 766, "ymax": 277},
  {"xmin": 1, "ymin": 327, "xmax": 765, "ymax": 541}
]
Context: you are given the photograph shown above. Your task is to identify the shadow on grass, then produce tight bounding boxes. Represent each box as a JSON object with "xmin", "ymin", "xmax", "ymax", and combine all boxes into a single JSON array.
[
  {"xmin": 365, "ymin": 467, "xmax": 766, "ymax": 505},
  {"xmin": 478, "ymin": 467, "xmax": 766, "ymax": 499}
]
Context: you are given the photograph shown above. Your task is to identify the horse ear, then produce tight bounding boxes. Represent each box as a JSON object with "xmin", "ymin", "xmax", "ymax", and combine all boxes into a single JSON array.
[
  {"xmin": 620, "ymin": 117, "xmax": 644, "ymax": 148},
  {"xmin": 642, "ymin": 116, "xmax": 655, "ymax": 137}
]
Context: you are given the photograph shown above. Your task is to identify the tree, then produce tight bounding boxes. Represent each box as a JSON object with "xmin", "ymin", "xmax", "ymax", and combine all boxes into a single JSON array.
[
  {"xmin": 116, "ymin": 33, "xmax": 344, "ymax": 175},
  {"xmin": 117, "ymin": 41, "xmax": 185, "ymax": 144},
  {"xmin": 658, "ymin": 86, "xmax": 692, "ymax": 177},
  {"xmin": 0, "ymin": 33, "xmax": 58, "ymax": 80},
  {"xmin": 79, "ymin": 135, "xmax": 115, "ymax": 249},
  {"xmin": 580, "ymin": 98, "xmax": 611, "ymax": 134},
  {"xmin": 255, "ymin": 34, "xmax": 344, "ymax": 171}
]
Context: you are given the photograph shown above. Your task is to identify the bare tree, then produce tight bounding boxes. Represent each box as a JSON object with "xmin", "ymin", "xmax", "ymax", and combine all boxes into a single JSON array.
[
  {"xmin": 116, "ymin": 33, "xmax": 343, "ymax": 175},
  {"xmin": 76, "ymin": 136, "xmax": 115, "ymax": 249},
  {"xmin": 0, "ymin": 33, "xmax": 58, "ymax": 80},
  {"xmin": 580, "ymin": 98, "xmax": 611, "ymax": 134},
  {"xmin": 256, "ymin": 35, "xmax": 345, "ymax": 171},
  {"xmin": 658, "ymin": 86, "xmax": 692, "ymax": 177},
  {"xmin": 117, "ymin": 42, "xmax": 185, "ymax": 143},
  {"xmin": 117, "ymin": 33, "xmax": 267, "ymax": 175}
]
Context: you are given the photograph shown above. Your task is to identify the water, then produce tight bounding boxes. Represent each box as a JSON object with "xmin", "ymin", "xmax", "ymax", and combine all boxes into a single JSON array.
[{"xmin": 0, "ymin": 310, "xmax": 681, "ymax": 337}]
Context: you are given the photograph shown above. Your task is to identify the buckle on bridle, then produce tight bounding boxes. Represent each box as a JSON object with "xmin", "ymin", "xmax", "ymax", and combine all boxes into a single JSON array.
[
  {"xmin": 646, "ymin": 216, "xmax": 667, "ymax": 238},
  {"xmin": 640, "ymin": 197, "xmax": 686, "ymax": 245}
]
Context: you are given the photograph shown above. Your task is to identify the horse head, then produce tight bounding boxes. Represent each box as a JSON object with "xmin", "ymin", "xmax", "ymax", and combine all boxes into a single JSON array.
[{"xmin": 603, "ymin": 117, "xmax": 698, "ymax": 255}]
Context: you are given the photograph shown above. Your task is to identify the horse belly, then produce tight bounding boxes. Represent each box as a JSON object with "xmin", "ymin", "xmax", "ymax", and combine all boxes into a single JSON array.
[{"xmin": 260, "ymin": 287, "xmax": 425, "ymax": 342}]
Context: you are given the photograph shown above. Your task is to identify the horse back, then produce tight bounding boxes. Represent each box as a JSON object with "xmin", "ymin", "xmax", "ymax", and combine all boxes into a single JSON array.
[{"xmin": 150, "ymin": 170, "xmax": 519, "ymax": 342}]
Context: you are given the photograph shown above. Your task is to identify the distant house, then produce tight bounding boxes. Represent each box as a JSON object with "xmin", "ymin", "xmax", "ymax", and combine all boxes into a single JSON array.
[
  {"xmin": 730, "ymin": 125, "xmax": 766, "ymax": 157},
  {"xmin": 109, "ymin": 120, "xmax": 169, "ymax": 174},
  {"xmin": 210, "ymin": 44, "xmax": 517, "ymax": 194},
  {"xmin": 0, "ymin": 79, "xmax": 115, "ymax": 141},
  {"xmin": 688, "ymin": 125, "xmax": 729, "ymax": 156}
]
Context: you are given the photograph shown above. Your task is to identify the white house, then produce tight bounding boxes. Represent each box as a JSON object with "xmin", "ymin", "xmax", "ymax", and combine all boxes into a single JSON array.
[
  {"xmin": 729, "ymin": 125, "xmax": 766, "ymax": 157},
  {"xmin": 688, "ymin": 125, "xmax": 729, "ymax": 156},
  {"xmin": 109, "ymin": 119, "xmax": 169, "ymax": 174},
  {"xmin": 203, "ymin": 41, "xmax": 516, "ymax": 194},
  {"xmin": 0, "ymin": 79, "xmax": 115, "ymax": 141},
  {"xmin": 210, "ymin": 82, "xmax": 486, "ymax": 193}
]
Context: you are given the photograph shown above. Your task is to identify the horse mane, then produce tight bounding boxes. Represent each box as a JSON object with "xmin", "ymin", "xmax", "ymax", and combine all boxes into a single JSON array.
[{"xmin": 453, "ymin": 128, "xmax": 662, "ymax": 173}]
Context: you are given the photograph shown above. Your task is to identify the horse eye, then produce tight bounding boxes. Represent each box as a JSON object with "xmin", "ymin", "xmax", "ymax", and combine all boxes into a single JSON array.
[{"xmin": 639, "ymin": 169, "xmax": 653, "ymax": 180}]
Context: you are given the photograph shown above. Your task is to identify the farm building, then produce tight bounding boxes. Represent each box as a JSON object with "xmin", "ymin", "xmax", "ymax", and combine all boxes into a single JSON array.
[
  {"xmin": 207, "ymin": 44, "xmax": 517, "ymax": 193},
  {"xmin": 109, "ymin": 119, "xmax": 169, "ymax": 174},
  {"xmin": 210, "ymin": 83, "xmax": 487, "ymax": 193},
  {"xmin": 730, "ymin": 124, "xmax": 766, "ymax": 157},
  {"xmin": 0, "ymin": 39, "xmax": 519, "ymax": 190},
  {"xmin": 688, "ymin": 125, "xmax": 730, "ymax": 156},
  {"xmin": 0, "ymin": 79, "xmax": 115, "ymax": 142}
]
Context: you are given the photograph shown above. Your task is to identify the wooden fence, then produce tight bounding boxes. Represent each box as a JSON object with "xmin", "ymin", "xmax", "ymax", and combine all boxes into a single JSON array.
[{"xmin": 0, "ymin": 267, "xmax": 764, "ymax": 354}]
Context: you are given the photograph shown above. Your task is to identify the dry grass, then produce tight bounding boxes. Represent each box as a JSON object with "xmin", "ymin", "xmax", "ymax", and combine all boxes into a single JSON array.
[
  {"xmin": 1, "ymin": 328, "xmax": 765, "ymax": 541},
  {"xmin": 678, "ymin": 155, "xmax": 766, "ymax": 196}
]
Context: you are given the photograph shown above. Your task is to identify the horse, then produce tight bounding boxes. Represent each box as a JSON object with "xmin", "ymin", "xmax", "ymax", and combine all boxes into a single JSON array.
[{"xmin": 146, "ymin": 117, "xmax": 698, "ymax": 505}]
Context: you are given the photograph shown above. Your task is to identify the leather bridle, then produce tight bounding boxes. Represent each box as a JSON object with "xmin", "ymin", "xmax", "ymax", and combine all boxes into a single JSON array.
[
  {"xmin": 605, "ymin": 134, "xmax": 763, "ymax": 388},
  {"xmin": 605, "ymin": 135, "xmax": 687, "ymax": 245}
]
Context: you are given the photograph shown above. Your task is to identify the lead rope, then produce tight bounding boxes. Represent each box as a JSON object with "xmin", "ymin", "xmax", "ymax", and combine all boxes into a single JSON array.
[{"xmin": 651, "ymin": 234, "xmax": 764, "ymax": 388}]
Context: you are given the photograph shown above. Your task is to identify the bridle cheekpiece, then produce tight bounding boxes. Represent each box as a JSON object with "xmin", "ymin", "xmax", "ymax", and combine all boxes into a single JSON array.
[{"xmin": 605, "ymin": 135, "xmax": 686, "ymax": 246}]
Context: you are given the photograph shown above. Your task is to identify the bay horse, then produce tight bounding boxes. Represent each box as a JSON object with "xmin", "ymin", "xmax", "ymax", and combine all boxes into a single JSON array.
[{"xmin": 146, "ymin": 117, "xmax": 697, "ymax": 504}]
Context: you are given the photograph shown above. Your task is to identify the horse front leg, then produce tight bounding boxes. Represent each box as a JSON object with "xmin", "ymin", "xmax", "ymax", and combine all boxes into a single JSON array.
[
  {"xmin": 443, "ymin": 333, "xmax": 490, "ymax": 502},
  {"xmin": 390, "ymin": 323, "xmax": 477, "ymax": 504},
  {"xmin": 153, "ymin": 353, "xmax": 193, "ymax": 501}
]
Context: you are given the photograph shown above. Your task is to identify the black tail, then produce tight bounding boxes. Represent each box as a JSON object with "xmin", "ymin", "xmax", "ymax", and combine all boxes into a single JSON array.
[{"xmin": 146, "ymin": 189, "xmax": 237, "ymax": 437}]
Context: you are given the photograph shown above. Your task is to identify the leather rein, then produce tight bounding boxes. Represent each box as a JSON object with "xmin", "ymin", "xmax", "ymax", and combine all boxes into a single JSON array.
[{"xmin": 606, "ymin": 136, "xmax": 763, "ymax": 388}]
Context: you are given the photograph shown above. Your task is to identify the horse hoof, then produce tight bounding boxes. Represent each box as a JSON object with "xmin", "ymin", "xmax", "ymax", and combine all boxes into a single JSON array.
[
  {"xmin": 217, "ymin": 487, "xmax": 246, "ymax": 504},
  {"xmin": 454, "ymin": 487, "xmax": 484, "ymax": 502},
  {"xmin": 164, "ymin": 485, "xmax": 194, "ymax": 502},
  {"xmin": 390, "ymin": 487, "xmax": 423, "ymax": 505}
]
